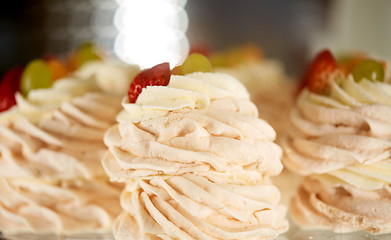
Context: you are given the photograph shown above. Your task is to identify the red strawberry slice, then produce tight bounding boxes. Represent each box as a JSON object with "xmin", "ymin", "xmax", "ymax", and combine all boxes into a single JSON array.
[
  {"xmin": 0, "ymin": 66, "xmax": 23, "ymax": 112},
  {"xmin": 299, "ymin": 49, "xmax": 340, "ymax": 94},
  {"xmin": 128, "ymin": 62, "xmax": 171, "ymax": 103}
]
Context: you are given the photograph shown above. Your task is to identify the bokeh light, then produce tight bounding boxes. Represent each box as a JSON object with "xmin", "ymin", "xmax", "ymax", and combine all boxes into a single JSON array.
[{"xmin": 113, "ymin": 0, "xmax": 189, "ymax": 69}]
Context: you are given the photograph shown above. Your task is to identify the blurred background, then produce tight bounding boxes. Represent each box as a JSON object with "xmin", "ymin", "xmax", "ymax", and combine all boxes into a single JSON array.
[{"xmin": 1, "ymin": 0, "xmax": 391, "ymax": 79}]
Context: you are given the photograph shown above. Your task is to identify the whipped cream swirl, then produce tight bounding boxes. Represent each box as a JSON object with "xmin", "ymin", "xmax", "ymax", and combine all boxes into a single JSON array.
[
  {"xmin": 0, "ymin": 178, "xmax": 122, "ymax": 234},
  {"xmin": 290, "ymin": 176, "xmax": 391, "ymax": 234},
  {"xmin": 0, "ymin": 60, "xmax": 138, "ymax": 234},
  {"xmin": 284, "ymin": 74, "xmax": 391, "ymax": 234},
  {"xmin": 116, "ymin": 72, "xmax": 250, "ymax": 123},
  {"xmin": 104, "ymin": 72, "xmax": 288, "ymax": 239},
  {"xmin": 114, "ymin": 174, "xmax": 287, "ymax": 240},
  {"xmin": 214, "ymin": 61, "xmax": 294, "ymax": 142},
  {"xmin": 284, "ymin": 76, "xmax": 391, "ymax": 187},
  {"xmin": 0, "ymin": 92, "xmax": 124, "ymax": 234}
]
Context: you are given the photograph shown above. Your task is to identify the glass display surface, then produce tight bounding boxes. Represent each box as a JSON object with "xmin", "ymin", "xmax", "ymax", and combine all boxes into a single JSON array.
[{"xmin": 2, "ymin": 218, "xmax": 391, "ymax": 240}]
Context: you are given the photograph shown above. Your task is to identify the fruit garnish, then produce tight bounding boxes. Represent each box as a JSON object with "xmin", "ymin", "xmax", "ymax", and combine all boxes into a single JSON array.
[
  {"xmin": 178, "ymin": 53, "xmax": 212, "ymax": 75},
  {"xmin": 171, "ymin": 66, "xmax": 181, "ymax": 75},
  {"xmin": 300, "ymin": 49, "xmax": 340, "ymax": 94},
  {"xmin": 0, "ymin": 66, "xmax": 23, "ymax": 112},
  {"xmin": 67, "ymin": 43, "xmax": 102, "ymax": 71},
  {"xmin": 128, "ymin": 62, "xmax": 171, "ymax": 103},
  {"xmin": 226, "ymin": 44, "xmax": 263, "ymax": 66},
  {"xmin": 20, "ymin": 59, "xmax": 52, "ymax": 96},
  {"xmin": 240, "ymin": 44, "xmax": 263, "ymax": 62},
  {"xmin": 189, "ymin": 45, "xmax": 211, "ymax": 57},
  {"xmin": 67, "ymin": 53, "xmax": 78, "ymax": 72},
  {"xmin": 47, "ymin": 58, "xmax": 68, "ymax": 81},
  {"xmin": 211, "ymin": 44, "xmax": 263, "ymax": 68},
  {"xmin": 337, "ymin": 52, "xmax": 366, "ymax": 76},
  {"xmin": 352, "ymin": 59, "xmax": 384, "ymax": 83},
  {"xmin": 225, "ymin": 48, "xmax": 244, "ymax": 67},
  {"xmin": 76, "ymin": 42, "xmax": 101, "ymax": 68}
]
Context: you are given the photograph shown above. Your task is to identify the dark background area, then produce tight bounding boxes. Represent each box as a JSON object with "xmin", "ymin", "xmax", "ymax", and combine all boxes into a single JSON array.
[
  {"xmin": 186, "ymin": 0, "xmax": 330, "ymax": 74},
  {"xmin": 0, "ymin": 0, "xmax": 46, "ymax": 76},
  {"xmin": 0, "ymin": 0, "xmax": 331, "ymax": 79}
]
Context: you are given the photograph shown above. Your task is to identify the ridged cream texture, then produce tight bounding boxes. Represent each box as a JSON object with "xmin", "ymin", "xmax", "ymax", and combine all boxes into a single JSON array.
[
  {"xmin": 283, "ymin": 75, "xmax": 391, "ymax": 234},
  {"xmin": 0, "ymin": 61, "xmax": 139, "ymax": 234},
  {"xmin": 103, "ymin": 72, "xmax": 288, "ymax": 240},
  {"xmin": 114, "ymin": 175, "xmax": 287, "ymax": 240},
  {"xmin": 0, "ymin": 178, "xmax": 122, "ymax": 234},
  {"xmin": 291, "ymin": 176, "xmax": 391, "ymax": 234},
  {"xmin": 214, "ymin": 61, "xmax": 294, "ymax": 141}
]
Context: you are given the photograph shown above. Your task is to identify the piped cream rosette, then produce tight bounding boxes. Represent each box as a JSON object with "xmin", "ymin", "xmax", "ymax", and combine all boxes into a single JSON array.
[
  {"xmin": 0, "ymin": 61, "xmax": 139, "ymax": 234},
  {"xmin": 103, "ymin": 72, "xmax": 288, "ymax": 240},
  {"xmin": 283, "ymin": 75, "xmax": 391, "ymax": 234}
]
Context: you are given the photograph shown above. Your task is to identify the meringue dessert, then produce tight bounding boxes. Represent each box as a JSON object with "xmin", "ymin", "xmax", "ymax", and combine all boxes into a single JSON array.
[
  {"xmin": 283, "ymin": 50, "xmax": 391, "ymax": 234},
  {"xmin": 211, "ymin": 44, "xmax": 294, "ymax": 140},
  {"xmin": 210, "ymin": 45, "xmax": 298, "ymax": 208},
  {"xmin": 103, "ymin": 56, "xmax": 288, "ymax": 240},
  {"xmin": 0, "ymin": 45, "xmax": 139, "ymax": 234}
]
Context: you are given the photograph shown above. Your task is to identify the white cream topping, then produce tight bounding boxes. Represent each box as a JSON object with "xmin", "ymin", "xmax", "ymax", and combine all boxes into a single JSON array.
[
  {"xmin": 75, "ymin": 60, "xmax": 140, "ymax": 96},
  {"xmin": 116, "ymin": 72, "xmax": 250, "ymax": 123},
  {"xmin": 316, "ymin": 160, "xmax": 391, "ymax": 190}
]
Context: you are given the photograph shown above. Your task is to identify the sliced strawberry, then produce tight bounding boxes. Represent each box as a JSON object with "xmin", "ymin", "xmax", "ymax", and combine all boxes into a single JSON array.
[
  {"xmin": 299, "ymin": 49, "xmax": 340, "ymax": 94},
  {"xmin": 0, "ymin": 66, "xmax": 23, "ymax": 112},
  {"xmin": 128, "ymin": 62, "xmax": 171, "ymax": 103}
]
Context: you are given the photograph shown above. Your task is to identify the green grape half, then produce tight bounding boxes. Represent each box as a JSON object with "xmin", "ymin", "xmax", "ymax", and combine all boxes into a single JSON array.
[
  {"xmin": 76, "ymin": 42, "xmax": 101, "ymax": 68},
  {"xmin": 352, "ymin": 59, "xmax": 384, "ymax": 82},
  {"xmin": 179, "ymin": 53, "xmax": 212, "ymax": 75},
  {"xmin": 20, "ymin": 59, "xmax": 52, "ymax": 95}
]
